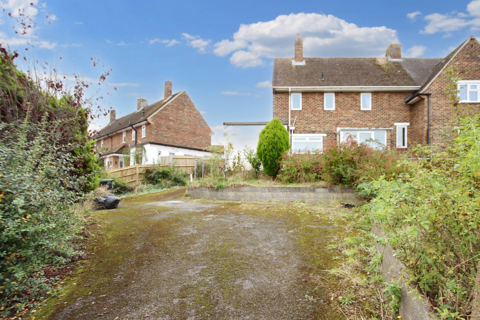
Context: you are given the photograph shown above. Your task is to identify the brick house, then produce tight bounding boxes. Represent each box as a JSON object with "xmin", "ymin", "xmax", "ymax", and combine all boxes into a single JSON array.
[
  {"xmin": 272, "ymin": 34, "xmax": 480, "ymax": 153},
  {"xmin": 94, "ymin": 81, "xmax": 213, "ymax": 168}
]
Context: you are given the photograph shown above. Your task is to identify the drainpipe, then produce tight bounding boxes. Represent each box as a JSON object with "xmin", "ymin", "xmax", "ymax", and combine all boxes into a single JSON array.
[
  {"xmin": 288, "ymin": 87, "xmax": 292, "ymax": 154},
  {"xmin": 129, "ymin": 120, "xmax": 137, "ymax": 146},
  {"xmin": 418, "ymin": 93, "xmax": 432, "ymax": 145}
]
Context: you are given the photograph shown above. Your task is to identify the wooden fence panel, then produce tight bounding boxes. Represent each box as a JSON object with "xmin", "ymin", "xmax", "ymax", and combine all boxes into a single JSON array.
[{"xmin": 106, "ymin": 156, "xmax": 200, "ymax": 185}]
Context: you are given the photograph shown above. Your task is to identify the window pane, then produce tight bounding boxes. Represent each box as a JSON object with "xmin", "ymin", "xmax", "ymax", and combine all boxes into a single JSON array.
[
  {"xmin": 362, "ymin": 94, "xmax": 371, "ymax": 110},
  {"xmin": 325, "ymin": 94, "xmax": 334, "ymax": 109},
  {"xmin": 397, "ymin": 126, "xmax": 406, "ymax": 147},
  {"xmin": 460, "ymin": 85, "xmax": 467, "ymax": 101},
  {"xmin": 294, "ymin": 141, "xmax": 322, "ymax": 153},
  {"xmin": 293, "ymin": 138, "xmax": 307, "ymax": 141},
  {"xmin": 359, "ymin": 132, "xmax": 373, "ymax": 144},
  {"xmin": 309, "ymin": 138, "xmax": 323, "ymax": 141},
  {"xmin": 470, "ymin": 91, "xmax": 478, "ymax": 101},
  {"xmin": 342, "ymin": 131, "xmax": 357, "ymax": 143},
  {"xmin": 292, "ymin": 94, "xmax": 301, "ymax": 109},
  {"xmin": 374, "ymin": 131, "xmax": 386, "ymax": 149},
  {"xmin": 471, "ymin": 85, "xmax": 478, "ymax": 89}
]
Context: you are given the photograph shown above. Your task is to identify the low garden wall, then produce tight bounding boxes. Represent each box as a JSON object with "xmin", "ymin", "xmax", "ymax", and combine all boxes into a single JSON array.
[
  {"xmin": 372, "ymin": 225, "xmax": 433, "ymax": 320},
  {"xmin": 187, "ymin": 186, "xmax": 361, "ymax": 204}
]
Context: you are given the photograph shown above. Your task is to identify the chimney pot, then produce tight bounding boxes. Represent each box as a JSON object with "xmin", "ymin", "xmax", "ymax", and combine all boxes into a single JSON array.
[
  {"xmin": 109, "ymin": 109, "xmax": 116, "ymax": 123},
  {"xmin": 294, "ymin": 34, "xmax": 304, "ymax": 63},
  {"xmin": 385, "ymin": 43, "xmax": 402, "ymax": 60},
  {"xmin": 164, "ymin": 81, "xmax": 172, "ymax": 100},
  {"xmin": 137, "ymin": 98, "xmax": 148, "ymax": 111}
]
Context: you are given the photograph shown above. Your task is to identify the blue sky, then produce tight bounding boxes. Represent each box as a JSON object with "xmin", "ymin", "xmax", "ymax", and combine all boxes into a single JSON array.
[{"xmin": 1, "ymin": 0, "xmax": 478, "ymax": 150}]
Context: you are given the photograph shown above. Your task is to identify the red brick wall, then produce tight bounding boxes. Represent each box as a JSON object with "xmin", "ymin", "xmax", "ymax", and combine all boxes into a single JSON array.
[
  {"xmin": 148, "ymin": 91, "xmax": 211, "ymax": 149},
  {"xmin": 273, "ymin": 91, "xmax": 414, "ymax": 149},
  {"xmin": 425, "ymin": 37, "xmax": 480, "ymax": 145},
  {"xmin": 409, "ymin": 98, "xmax": 428, "ymax": 146},
  {"xmin": 96, "ymin": 91, "xmax": 211, "ymax": 152}
]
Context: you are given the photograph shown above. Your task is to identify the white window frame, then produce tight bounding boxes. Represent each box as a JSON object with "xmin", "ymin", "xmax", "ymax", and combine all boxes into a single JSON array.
[
  {"xmin": 141, "ymin": 125, "xmax": 146, "ymax": 138},
  {"xmin": 132, "ymin": 129, "xmax": 136, "ymax": 141},
  {"xmin": 458, "ymin": 81, "xmax": 480, "ymax": 103},
  {"xmin": 361, "ymin": 93, "xmax": 372, "ymax": 110},
  {"xmin": 292, "ymin": 134, "xmax": 326, "ymax": 153},
  {"xmin": 290, "ymin": 93, "xmax": 302, "ymax": 110},
  {"xmin": 122, "ymin": 131, "xmax": 126, "ymax": 143},
  {"xmin": 100, "ymin": 139, "xmax": 103, "ymax": 148},
  {"xmin": 395, "ymin": 123, "xmax": 409, "ymax": 148},
  {"xmin": 340, "ymin": 131, "xmax": 375, "ymax": 143},
  {"xmin": 324, "ymin": 93, "xmax": 335, "ymax": 110}
]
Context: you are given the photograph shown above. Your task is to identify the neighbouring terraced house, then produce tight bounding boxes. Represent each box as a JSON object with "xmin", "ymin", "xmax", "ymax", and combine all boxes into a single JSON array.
[
  {"xmin": 272, "ymin": 34, "xmax": 480, "ymax": 153},
  {"xmin": 94, "ymin": 81, "xmax": 213, "ymax": 168}
]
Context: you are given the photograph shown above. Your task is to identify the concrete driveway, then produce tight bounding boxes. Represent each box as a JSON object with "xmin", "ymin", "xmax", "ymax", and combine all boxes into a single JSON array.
[{"xmin": 42, "ymin": 188, "xmax": 348, "ymax": 319}]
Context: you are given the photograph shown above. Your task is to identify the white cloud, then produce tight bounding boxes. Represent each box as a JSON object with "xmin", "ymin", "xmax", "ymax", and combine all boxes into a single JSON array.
[
  {"xmin": 2, "ymin": 0, "xmax": 39, "ymax": 18},
  {"xmin": 421, "ymin": 0, "xmax": 480, "ymax": 34},
  {"xmin": 200, "ymin": 111, "xmax": 207, "ymax": 114},
  {"xmin": 117, "ymin": 41, "xmax": 126, "ymax": 46},
  {"xmin": 48, "ymin": 14, "xmax": 57, "ymax": 21},
  {"xmin": 148, "ymin": 38, "xmax": 179, "ymax": 47},
  {"xmin": 182, "ymin": 33, "xmax": 211, "ymax": 53},
  {"xmin": 407, "ymin": 11, "xmax": 422, "ymax": 21},
  {"xmin": 406, "ymin": 45, "xmax": 427, "ymax": 57},
  {"xmin": 213, "ymin": 13, "xmax": 399, "ymax": 68},
  {"xmin": 105, "ymin": 39, "xmax": 111, "ymax": 43},
  {"xmin": 71, "ymin": 43, "xmax": 82, "ymax": 47},
  {"xmin": 0, "ymin": 32, "xmax": 56, "ymax": 49},
  {"xmin": 75, "ymin": 22, "xmax": 83, "ymax": 25},
  {"xmin": 256, "ymin": 80, "xmax": 271, "ymax": 88},
  {"xmin": 221, "ymin": 91, "xmax": 251, "ymax": 96}
]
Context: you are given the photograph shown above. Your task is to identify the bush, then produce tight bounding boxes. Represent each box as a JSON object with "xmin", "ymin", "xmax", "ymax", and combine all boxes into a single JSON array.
[
  {"xmin": 257, "ymin": 119, "xmax": 290, "ymax": 177},
  {"xmin": 111, "ymin": 177, "xmax": 134, "ymax": 195},
  {"xmin": 277, "ymin": 151, "xmax": 321, "ymax": 183},
  {"xmin": 364, "ymin": 113, "xmax": 480, "ymax": 318},
  {"xmin": 0, "ymin": 119, "xmax": 88, "ymax": 315},
  {"xmin": 144, "ymin": 167, "xmax": 188, "ymax": 187},
  {"xmin": 278, "ymin": 139, "xmax": 407, "ymax": 186},
  {"xmin": 243, "ymin": 147, "xmax": 262, "ymax": 178}
]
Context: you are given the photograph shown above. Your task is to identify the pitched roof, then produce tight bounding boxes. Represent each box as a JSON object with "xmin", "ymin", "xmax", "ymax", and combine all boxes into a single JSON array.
[
  {"xmin": 272, "ymin": 57, "xmax": 441, "ymax": 87},
  {"xmin": 94, "ymin": 91, "xmax": 182, "ymax": 138},
  {"xmin": 102, "ymin": 143, "xmax": 128, "ymax": 156}
]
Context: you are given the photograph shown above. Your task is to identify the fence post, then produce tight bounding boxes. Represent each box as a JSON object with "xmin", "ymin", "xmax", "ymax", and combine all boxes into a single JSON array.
[
  {"xmin": 194, "ymin": 158, "xmax": 197, "ymax": 179},
  {"xmin": 170, "ymin": 154, "xmax": 174, "ymax": 170},
  {"xmin": 135, "ymin": 165, "xmax": 139, "ymax": 185},
  {"xmin": 202, "ymin": 162, "xmax": 204, "ymax": 178}
]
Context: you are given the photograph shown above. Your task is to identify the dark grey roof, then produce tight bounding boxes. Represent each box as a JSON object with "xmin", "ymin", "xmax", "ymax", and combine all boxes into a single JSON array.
[
  {"xmin": 399, "ymin": 58, "xmax": 442, "ymax": 87},
  {"xmin": 273, "ymin": 57, "xmax": 425, "ymax": 87},
  {"xmin": 94, "ymin": 91, "xmax": 182, "ymax": 139}
]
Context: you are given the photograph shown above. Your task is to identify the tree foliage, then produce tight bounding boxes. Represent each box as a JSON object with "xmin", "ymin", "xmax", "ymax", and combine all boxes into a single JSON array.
[{"xmin": 257, "ymin": 118, "xmax": 290, "ymax": 176}]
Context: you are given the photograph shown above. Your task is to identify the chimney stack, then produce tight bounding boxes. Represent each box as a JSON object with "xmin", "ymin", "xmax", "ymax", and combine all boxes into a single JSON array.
[
  {"xmin": 294, "ymin": 33, "xmax": 304, "ymax": 62},
  {"xmin": 137, "ymin": 98, "xmax": 148, "ymax": 111},
  {"xmin": 110, "ymin": 109, "xmax": 116, "ymax": 123},
  {"xmin": 385, "ymin": 44, "xmax": 402, "ymax": 60},
  {"xmin": 164, "ymin": 81, "xmax": 172, "ymax": 100}
]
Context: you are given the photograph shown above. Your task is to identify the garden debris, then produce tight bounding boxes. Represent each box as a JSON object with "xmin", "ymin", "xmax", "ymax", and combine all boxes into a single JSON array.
[{"xmin": 96, "ymin": 194, "xmax": 121, "ymax": 209}]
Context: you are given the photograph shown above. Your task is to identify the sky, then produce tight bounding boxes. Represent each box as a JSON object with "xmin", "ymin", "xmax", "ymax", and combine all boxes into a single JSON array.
[{"xmin": 1, "ymin": 0, "xmax": 479, "ymax": 151}]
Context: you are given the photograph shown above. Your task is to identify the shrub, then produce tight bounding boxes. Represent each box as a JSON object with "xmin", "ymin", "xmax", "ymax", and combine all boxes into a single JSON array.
[
  {"xmin": 278, "ymin": 139, "xmax": 407, "ymax": 186},
  {"xmin": 111, "ymin": 177, "xmax": 134, "ymax": 195},
  {"xmin": 243, "ymin": 147, "xmax": 262, "ymax": 178},
  {"xmin": 277, "ymin": 151, "xmax": 322, "ymax": 183},
  {"xmin": 0, "ymin": 119, "xmax": 88, "ymax": 315},
  {"xmin": 257, "ymin": 119, "xmax": 290, "ymax": 177},
  {"xmin": 144, "ymin": 167, "xmax": 188, "ymax": 187},
  {"xmin": 364, "ymin": 113, "xmax": 480, "ymax": 318}
]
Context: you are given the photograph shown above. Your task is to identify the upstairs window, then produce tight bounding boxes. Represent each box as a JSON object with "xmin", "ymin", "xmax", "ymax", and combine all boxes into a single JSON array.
[
  {"xmin": 142, "ymin": 125, "xmax": 146, "ymax": 138},
  {"xmin": 122, "ymin": 131, "xmax": 126, "ymax": 143},
  {"xmin": 100, "ymin": 139, "xmax": 103, "ymax": 148},
  {"xmin": 291, "ymin": 93, "xmax": 302, "ymax": 110},
  {"xmin": 324, "ymin": 93, "xmax": 335, "ymax": 110},
  {"xmin": 361, "ymin": 93, "xmax": 372, "ymax": 110},
  {"xmin": 132, "ymin": 129, "xmax": 136, "ymax": 141},
  {"xmin": 459, "ymin": 81, "xmax": 480, "ymax": 102}
]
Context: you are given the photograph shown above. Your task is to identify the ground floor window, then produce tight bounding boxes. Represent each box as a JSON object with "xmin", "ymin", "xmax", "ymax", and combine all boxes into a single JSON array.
[
  {"xmin": 339, "ymin": 130, "xmax": 387, "ymax": 149},
  {"xmin": 292, "ymin": 134, "xmax": 325, "ymax": 153},
  {"xmin": 395, "ymin": 123, "xmax": 409, "ymax": 148}
]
